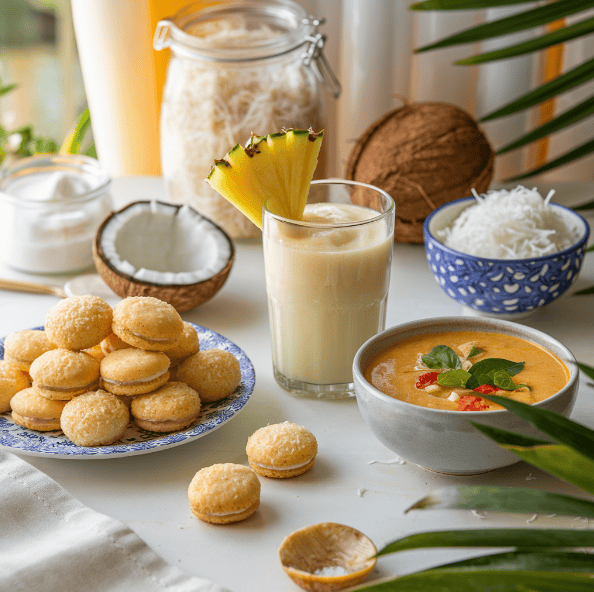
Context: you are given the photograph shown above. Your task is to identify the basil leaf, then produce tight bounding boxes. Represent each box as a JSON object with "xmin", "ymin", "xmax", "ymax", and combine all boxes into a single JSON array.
[
  {"xmin": 437, "ymin": 369, "xmax": 472, "ymax": 388},
  {"xmin": 465, "ymin": 373, "xmax": 491, "ymax": 391},
  {"xmin": 491, "ymin": 370, "xmax": 529, "ymax": 391},
  {"xmin": 422, "ymin": 345, "xmax": 462, "ymax": 370},
  {"xmin": 467, "ymin": 346, "xmax": 482, "ymax": 358},
  {"xmin": 468, "ymin": 358, "xmax": 525, "ymax": 378}
]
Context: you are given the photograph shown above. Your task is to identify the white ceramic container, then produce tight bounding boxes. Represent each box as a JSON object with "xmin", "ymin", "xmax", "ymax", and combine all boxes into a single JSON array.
[{"xmin": 353, "ymin": 316, "xmax": 579, "ymax": 475}]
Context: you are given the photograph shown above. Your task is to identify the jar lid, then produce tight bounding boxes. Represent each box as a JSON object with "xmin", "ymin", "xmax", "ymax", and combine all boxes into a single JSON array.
[{"xmin": 155, "ymin": 0, "xmax": 312, "ymax": 62}]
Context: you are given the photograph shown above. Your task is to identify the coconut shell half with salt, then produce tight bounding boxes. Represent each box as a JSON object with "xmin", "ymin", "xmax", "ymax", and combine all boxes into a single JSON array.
[{"xmin": 345, "ymin": 101, "xmax": 495, "ymax": 243}]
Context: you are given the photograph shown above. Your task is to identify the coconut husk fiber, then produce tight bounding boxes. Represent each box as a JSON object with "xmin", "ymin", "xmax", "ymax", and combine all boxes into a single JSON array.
[{"xmin": 345, "ymin": 101, "xmax": 495, "ymax": 243}]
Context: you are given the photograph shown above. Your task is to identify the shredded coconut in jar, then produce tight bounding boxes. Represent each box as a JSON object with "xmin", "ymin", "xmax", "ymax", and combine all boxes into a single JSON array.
[
  {"xmin": 160, "ymin": 19, "xmax": 324, "ymax": 239},
  {"xmin": 437, "ymin": 186, "xmax": 582, "ymax": 259}
]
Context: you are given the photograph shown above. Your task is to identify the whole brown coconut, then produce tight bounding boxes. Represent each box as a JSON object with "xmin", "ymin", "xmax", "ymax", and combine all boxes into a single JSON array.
[{"xmin": 345, "ymin": 101, "xmax": 495, "ymax": 243}]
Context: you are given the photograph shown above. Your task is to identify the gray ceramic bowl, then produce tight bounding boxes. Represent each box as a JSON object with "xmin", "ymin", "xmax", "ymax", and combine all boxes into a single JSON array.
[
  {"xmin": 353, "ymin": 317, "xmax": 579, "ymax": 475},
  {"xmin": 423, "ymin": 197, "xmax": 590, "ymax": 319}
]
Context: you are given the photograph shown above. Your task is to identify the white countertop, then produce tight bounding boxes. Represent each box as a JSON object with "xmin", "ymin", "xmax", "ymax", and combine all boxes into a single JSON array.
[{"xmin": 1, "ymin": 177, "xmax": 594, "ymax": 592}]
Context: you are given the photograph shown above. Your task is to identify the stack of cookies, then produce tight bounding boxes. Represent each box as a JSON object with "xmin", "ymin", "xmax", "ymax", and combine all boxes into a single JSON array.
[{"xmin": 3, "ymin": 295, "xmax": 242, "ymax": 447}]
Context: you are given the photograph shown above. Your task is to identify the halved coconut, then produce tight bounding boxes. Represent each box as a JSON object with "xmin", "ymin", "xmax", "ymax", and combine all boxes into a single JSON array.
[{"xmin": 93, "ymin": 201, "xmax": 234, "ymax": 312}]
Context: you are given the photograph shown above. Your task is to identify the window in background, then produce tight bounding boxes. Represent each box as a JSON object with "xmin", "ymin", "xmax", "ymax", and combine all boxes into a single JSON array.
[{"xmin": 0, "ymin": 0, "xmax": 86, "ymax": 146}]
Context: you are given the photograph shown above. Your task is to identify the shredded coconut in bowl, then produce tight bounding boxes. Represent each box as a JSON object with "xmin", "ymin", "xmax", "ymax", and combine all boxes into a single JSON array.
[{"xmin": 437, "ymin": 186, "xmax": 583, "ymax": 259}]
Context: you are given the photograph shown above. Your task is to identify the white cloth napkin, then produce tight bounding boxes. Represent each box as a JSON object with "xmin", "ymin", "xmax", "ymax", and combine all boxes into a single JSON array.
[{"xmin": 0, "ymin": 451, "xmax": 230, "ymax": 592}]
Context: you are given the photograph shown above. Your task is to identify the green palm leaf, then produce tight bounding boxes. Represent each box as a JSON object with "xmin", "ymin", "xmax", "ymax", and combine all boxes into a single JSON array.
[
  {"xmin": 358, "ymin": 570, "xmax": 594, "ymax": 591},
  {"xmin": 483, "ymin": 57, "xmax": 594, "ymax": 121},
  {"xmin": 411, "ymin": 1, "xmax": 543, "ymax": 9},
  {"xmin": 578, "ymin": 362, "xmax": 594, "ymax": 379},
  {"xmin": 377, "ymin": 528, "xmax": 594, "ymax": 557},
  {"xmin": 497, "ymin": 97, "xmax": 594, "ymax": 154},
  {"xmin": 406, "ymin": 485, "xmax": 594, "ymax": 517},
  {"xmin": 575, "ymin": 286, "xmax": 594, "ymax": 295},
  {"xmin": 415, "ymin": 0, "xmax": 591, "ymax": 53},
  {"xmin": 456, "ymin": 17, "xmax": 594, "ymax": 65},
  {"xmin": 504, "ymin": 136, "xmax": 594, "ymax": 181},
  {"xmin": 574, "ymin": 200, "xmax": 594, "ymax": 211},
  {"xmin": 430, "ymin": 550, "xmax": 594, "ymax": 573}
]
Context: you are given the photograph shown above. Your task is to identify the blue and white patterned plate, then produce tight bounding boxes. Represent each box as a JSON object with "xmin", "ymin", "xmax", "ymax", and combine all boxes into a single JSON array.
[{"xmin": 0, "ymin": 323, "xmax": 255, "ymax": 459}]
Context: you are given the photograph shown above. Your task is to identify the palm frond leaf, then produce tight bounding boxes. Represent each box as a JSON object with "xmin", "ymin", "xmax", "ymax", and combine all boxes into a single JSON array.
[
  {"xmin": 481, "ymin": 57, "xmax": 594, "ymax": 121},
  {"xmin": 415, "ymin": 0, "xmax": 590, "ymax": 53},
  {"xmin": 357, "ymin": 570, "xmax": 594, "ymax": 591},
  {"xmin": 575, "ymin": 286, "xmax": 594, "ymax": 295},
  {"xmin": 411, "ymin": 1, "xmax": 544, "ymax": 10},
  {"xmin": 504, "ymin": 136, "xmax": 594, "ymax": 181},
  {"xmin": 377, "ymin": 528, "xmax": 594, "ymax": 556},
  {"xmin": 406, "ymin": 485, "xmax": 594, "ymax": 517},
  {"xmin": 455, "ymin": 17, "xmax": 594, "ymax": 65},
  {"xmin": 574, "ymin": 200, "xmax": 594, "ymax": 211},
  {"xmin": 578, "ymin": 362, "xmax": 594, "ymax": 380},
  {"xmin": 497, "ymin": 97, "xmax": 594, "ymax": 153}
]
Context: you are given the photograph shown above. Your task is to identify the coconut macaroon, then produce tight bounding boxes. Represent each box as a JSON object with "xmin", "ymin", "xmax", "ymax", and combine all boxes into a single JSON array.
[
  {"xmin": 177, "ymin": 349, "xmax": 241, "ymax": 403},
  {"xmin": 131, "ymin": 382, "xmax": 201, "ymax": 432},
  {"xmin": 100, "ymin": 333, "xmax": 131, "ymax": 356},
  {"xmin": 0, "ymin": 360, "xmax": 31, "ymax": 413},
  {"xmin": 3, "ymin": 329, "xmax": 57, "ymax": 372},
  {"xmin": 45, "ymin": 295, "xmax": 113, "ymax": 351},
  {"xmin": 30, "ymin": 349, "xmax": 100, "ymax": 401},
  {"xmin": 246, "ymin": 422, "xmax": 318, "ymax": 478},
  {"xmin": 10, "ymin": 387, "xmax": 67, "ymax": 431},
  {"xmin": 61, "ymin": 390, "xmax": 130, "ymax": 447},
  {"xmin": 100, "ymin": 348, "xmax": 170, "ymax": 396},
  {"xmin": 188, "ymin": 463, "xmax": 260, "ymax": 525},
  {"xmin": 112, "ymin": 296, "xmax": 184, "ymax": 351},
  {"xmin": 165, "ymin": 322, "xmax": 200, "ymax": 368}
]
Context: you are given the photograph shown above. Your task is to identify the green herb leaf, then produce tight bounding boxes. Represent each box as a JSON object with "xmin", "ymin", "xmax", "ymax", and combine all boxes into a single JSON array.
[
  {"xmin": 357, "ymin": 570, "xmax": 594, "ymax": 591},
  {"xmin": 436, "ymin": 369, "xmax": 471, "ymax": 388},
  {"xmin": 574, "ymin": 199, "xmax": 594, "ymax": 211},
  {"xmin": 490, "ymin": 369, "xmax": 529, "ymax": 391},
  {"xmin": 0, "ymin": 83, "xmax": 16, "ymax": 97},
  {"xmin": 377, "ymin": 528, "xmax": 594, "ymax": 557},
  {"xmin": 406, "ymin": 485, "xmax": 594, "ymax": 518},
  {"xmin": 468, "ymin": 358, "xmax": 524, "ymax": 377},
  {"xmin": 467, "ymin": 345, "xmax": 482, "ymax": 358},
  {"xmin": 421, "ymin": 345, "xmax": 462, "ymax": 370},
  {"xmin": 575, "ymin": 285, "xmax": 594, "ymax": 295},
  {"xmin": 481, "ymin": 395, "xmax": 594, "ymax": 460}
]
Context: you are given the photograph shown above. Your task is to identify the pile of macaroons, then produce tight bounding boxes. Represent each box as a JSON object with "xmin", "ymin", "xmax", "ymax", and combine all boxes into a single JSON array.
[{"xmin": 0, "ymin": 295, "xmax": 241, "ymax": 447}]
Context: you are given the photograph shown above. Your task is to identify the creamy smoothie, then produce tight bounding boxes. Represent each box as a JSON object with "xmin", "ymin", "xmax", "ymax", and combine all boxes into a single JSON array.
[{"xmin": 264, "ymin": 202, "xmax": 393, "ymax": 388}]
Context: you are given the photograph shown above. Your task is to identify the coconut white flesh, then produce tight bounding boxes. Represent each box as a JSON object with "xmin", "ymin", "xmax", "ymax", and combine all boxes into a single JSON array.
[{"xmin": 100, "ymin": 202, "xmax": 232, "ymax": 285}]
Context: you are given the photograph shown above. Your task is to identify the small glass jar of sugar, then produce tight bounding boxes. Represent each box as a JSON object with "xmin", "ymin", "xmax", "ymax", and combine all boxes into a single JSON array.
[{"xmin": 0, "ymin": 154, "xmax": 113, "ymax": 274}]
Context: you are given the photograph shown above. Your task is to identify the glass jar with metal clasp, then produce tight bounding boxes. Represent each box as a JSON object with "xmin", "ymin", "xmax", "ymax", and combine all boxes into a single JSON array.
[{"xmin": 154, "ymin": 0, "xmax": 341, "ymax": 239}]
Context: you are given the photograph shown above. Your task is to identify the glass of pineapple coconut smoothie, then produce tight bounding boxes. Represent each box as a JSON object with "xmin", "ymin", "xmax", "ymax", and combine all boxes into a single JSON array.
[{"xmin": 263, "ymin": 180, "xmax": 395, "ymax": 399}]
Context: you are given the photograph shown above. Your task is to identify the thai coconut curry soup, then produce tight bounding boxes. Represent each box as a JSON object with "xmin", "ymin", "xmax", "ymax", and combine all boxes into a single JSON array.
[{"xmin": 365, "ymin": 331, "xmax": 569, "ymax": 411}]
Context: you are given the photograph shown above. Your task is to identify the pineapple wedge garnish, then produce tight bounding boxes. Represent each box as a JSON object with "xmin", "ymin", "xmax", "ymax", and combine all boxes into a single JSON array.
[{"xmin": 206, "ymin": 129, "xmax": 323, "ymax": 229}]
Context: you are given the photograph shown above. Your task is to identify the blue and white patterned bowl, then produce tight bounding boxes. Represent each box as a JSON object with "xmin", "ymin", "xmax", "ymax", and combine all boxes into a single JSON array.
[
  {"xmin": 423, "ymin": 197, "xmax": 590, "ymax": 319},
  {"xmin": 0, "ymin": 323, "xmax": 255, "ymax": 459}
]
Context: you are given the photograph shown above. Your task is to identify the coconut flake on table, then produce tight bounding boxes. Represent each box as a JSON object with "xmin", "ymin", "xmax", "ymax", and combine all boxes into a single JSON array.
[{"xmin": 437, "ymin": 186, "xmax": 582, "ymax": 259}]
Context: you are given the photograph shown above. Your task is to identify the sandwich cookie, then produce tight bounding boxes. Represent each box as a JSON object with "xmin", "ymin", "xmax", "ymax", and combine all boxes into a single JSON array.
[
  {"xmin": 30, "ymin": 349, "xmax": 100, "ymax": 401},
  {"xmin": 112, "ymin": 297, "xmax": 183, "ymax": 351},
  {"xmin": 165, "ymin": 322, "xmax": 200, "ymax": 368},
  {"xmin": 10, "ymin": 387, "xmax": 67, "ymax": 431},
  {"xmin": 45, "ymin": 295, "xmax": 113, "ymax": 350},
  {"xmin": 246, "ymin": 422, "xmax": 318, "ymax": 478},
  {"xmin": 0, "ymin": 360, "xmax": 31, "ymax": 413},
  {"xmin": 188, "ymin": 464, "xmax": 260, "ymax": 525},
  {"xmin": 100, "ymin": 348, "xmax": 170, "ymax": 396},
  {"xmin": 177, "ymin": 349, "xmax": 241, "ymax": 403},
  {"xmin": 61, "ymin": 390, "xmax": 129, "ymax": 447},
  {"xmin": 131, "ymin": 382, "xmax": 201, "ymax": 432},
  {"xmin": 100, "ymin": 333, "xmax": 130, "ymax": 356},
  {"xmin": 3, "ymin": 329, "xmax": 56, "ymax": 372}
]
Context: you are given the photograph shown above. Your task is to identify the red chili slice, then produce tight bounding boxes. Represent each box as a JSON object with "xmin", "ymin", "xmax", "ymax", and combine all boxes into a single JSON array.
[
  {"xmin": 473, "ymin": 384, "xmax": 498, "ymax": 394},
  {"xmin": 457, "ymin": 395, "xmax": 489, "ymax": 411},
  {"xmin": 416, "ymin": 372, "xmax": 440, "ymax": 389}
]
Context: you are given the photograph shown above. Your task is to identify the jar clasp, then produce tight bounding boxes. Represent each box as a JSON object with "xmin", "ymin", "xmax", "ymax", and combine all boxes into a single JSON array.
[
  {"xmin": 302, "ymin": 16, "xmax": 341, "ymax": 100},
  {"xmin": 154, "ymin": 20, "xmax": 172, "ymax": 51}
]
